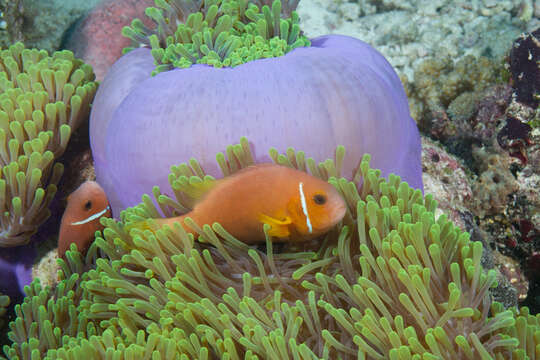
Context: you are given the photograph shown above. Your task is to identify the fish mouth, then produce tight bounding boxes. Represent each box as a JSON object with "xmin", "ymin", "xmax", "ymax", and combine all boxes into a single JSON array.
[
  {"xmin": 317, "ymin": 199, "xmax": 347, "ymax": 234},
  {"xmin": 332, "ymin": 198, "xmax": 347, "ymax": 224},
  {"xmin": 337, "ymin": 201, "xmax": 347, "ymax": 220}
]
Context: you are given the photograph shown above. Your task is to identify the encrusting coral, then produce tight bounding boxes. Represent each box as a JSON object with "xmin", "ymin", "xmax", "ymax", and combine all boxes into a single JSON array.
[
  {"xmin": 403, "ymin": 55, "xmax": 502, "ymax": 140},
  {"xmin": 0, "ymin": 42, "xmax": 97, "ymax": 246},
  {"xmin": 3, "ymin": 139, "xmax": 540, "ymax": 359},
  {"xmin": 471, "ymin": 147, "xmax": 519, "ymax": 219}
]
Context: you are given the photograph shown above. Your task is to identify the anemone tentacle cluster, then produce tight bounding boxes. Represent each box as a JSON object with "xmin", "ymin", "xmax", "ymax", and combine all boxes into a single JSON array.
[
  {"xmin": 3, "ymin": 139, "xmax": 539, "ymax": 359},
  {"xmin": 122, "ymin": 0, "xmax": 310, "ymax": 73},
  {"xmin": 0, "ymin": 42, "xmax": 97, "ymax": 246},
  {"xmin": 0, "ymin": 293, "xmax": 8, "ymax": 329}
]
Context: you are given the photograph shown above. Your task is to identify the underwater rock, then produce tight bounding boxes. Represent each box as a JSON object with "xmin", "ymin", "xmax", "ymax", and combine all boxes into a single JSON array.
[
  {"xmin": 492, "ymin": 252, "xmax": 525, "ymax": 306},
  {"xmin": 0, "ymin": 0, "xmax": 23, "ymax": 47},
  {"xmin": 20, "ymin": 0, "xmax": 101, "ymax": 53},
  {"xmin": 497, "ymin": 116, "xmax": 533, "ymax": 164},
  {"xmin": 493, "ymin": 27, "xmax": 540, "ymax": 163},
  {"xmin": 473, "ymin": 127, "xmax": 539, "ymax": 306},
  {"xmin": 472, "ymin": 146, "xmax": 519, "ymax": 218},
  {"xmin": 64, "ymin": 0, "xmax": 154, "ymax": 81},
  {"xmin": 450, "ymin": 85, "xmax": 513, "ymax": 145},
  {"xmin": 298, "ymin": 0, "xmax": 528, "ymax": 81},
  {"xmin": 421, "ymin": 136, "xmax": 473, "ymax": 230},
  {"xmin": 509, "ymin": 27, "xmax": 540, "ymax": 108},
  {"xmin": 420, "ymin": 137, "xmax": 525, "ymax": 308},
  {"xmin": 404, "ymin": 56, "xmax": 503, "ymax": 141}
]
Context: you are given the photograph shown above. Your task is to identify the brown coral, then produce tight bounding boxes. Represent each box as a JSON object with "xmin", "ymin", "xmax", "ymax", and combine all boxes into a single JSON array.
[{"xmin": 471, "ymin": 146, "xmax": 519, "ymax": 218}]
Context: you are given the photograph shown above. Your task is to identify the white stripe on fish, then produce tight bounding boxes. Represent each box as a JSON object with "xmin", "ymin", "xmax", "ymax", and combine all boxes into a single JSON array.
[
  {"xmin": 71, "ymin": 206, "xmax": 110, "ymax": 225},
  {"xmin": 298, "ymin": 182, "xmax": 313, "ymax": 234}
]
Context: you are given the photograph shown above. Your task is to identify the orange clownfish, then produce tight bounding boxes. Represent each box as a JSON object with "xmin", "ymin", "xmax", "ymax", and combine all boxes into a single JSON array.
[
  {"xmin": 58, "ymin": 181, "xmax": 111, "ymax": 258},
  {"xmin": 127, "ymin": 163, "xmax": 347, "ymax": 244}
]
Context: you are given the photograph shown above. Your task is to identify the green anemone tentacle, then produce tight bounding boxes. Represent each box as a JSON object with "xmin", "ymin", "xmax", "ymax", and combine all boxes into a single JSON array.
[
  {"xmin": 0, "ymin": 42, "xmax": 97, "ymax": 246},
  {"xmin": 4, "ymin": 138, "xmax": 539, "ymax": 359},
  {"xmin": 122, "ymin": 0, "xmax": 310, "ymax": 74}
]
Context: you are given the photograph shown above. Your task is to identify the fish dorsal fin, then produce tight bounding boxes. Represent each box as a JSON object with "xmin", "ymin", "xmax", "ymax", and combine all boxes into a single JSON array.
[
  {"xmin": 176, "ymin": 175, "xmax": 219, "ymax": 205},
  {"xmin": 175, "ymin": 164, "xmax": 279, "ymax": 207}
]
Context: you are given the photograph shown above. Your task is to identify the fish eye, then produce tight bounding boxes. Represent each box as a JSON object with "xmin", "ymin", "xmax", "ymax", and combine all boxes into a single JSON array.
[
  {"xmin": 313, "ymin": 194, "xmax": 326, "ymax": 205},
  {"xmin": 84, "ymin": 200, "xmax": 92, "ymax": 210}
]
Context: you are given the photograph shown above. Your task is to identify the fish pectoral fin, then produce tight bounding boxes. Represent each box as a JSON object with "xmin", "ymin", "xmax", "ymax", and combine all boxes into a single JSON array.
[{"xmin": 258, "ymin": 213, "xmax": 292, "ymax": 238}]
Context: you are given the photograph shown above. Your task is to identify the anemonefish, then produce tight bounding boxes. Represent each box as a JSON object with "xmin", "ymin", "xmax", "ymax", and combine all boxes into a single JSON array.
[
  {"xmin": 57, "ymin": 181, "xmax": 111, "ymax": 258},
  {"xmin": 127, "ymin": 163, "xmax": 347, "ymax": 244}
]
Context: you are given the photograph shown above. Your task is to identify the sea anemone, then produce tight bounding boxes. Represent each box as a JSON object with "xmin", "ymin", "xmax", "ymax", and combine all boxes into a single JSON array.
[
  {"xmin": 0, "ymin": 293, "xmax": 8, "ymax": 328},
  {"xmin": 89, "ymin": 0, "xmax": 422, "ymax": 216},
  {"xmin": 3, "ymin": 140, "xmax": 537, "ymax": 359},
  {"xmin": 0, "ymin": 42, "xmax": 97, "ymax": 247}
]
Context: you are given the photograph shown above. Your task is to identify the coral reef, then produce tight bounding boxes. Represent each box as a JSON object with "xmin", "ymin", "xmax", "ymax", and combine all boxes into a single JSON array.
[
  {"xmin": 469, "ymin": 124, "xmax": 539, "ymax": 313},
  {"xmin": 464, "ymin": 30, "xmax": 540, "ymax": 308},
  {"xmin": 390, "ymin": 26, "xmax": 540, "ymax": 316},
  {"xmin": 420, "ymin": 137, "xmax": 521, "ymax": 309},
  {"xmin": 0, "ymin": 42, "xmax": 97, "ymax": 247},
  {"xmin": 489, "ymin": 251, "xmax": 523, "ymax": 308},
  {"xmin": 497, "ymin": 116, "xmax": 533, "ymax": 164},
  {"xmin": 297, "ymin": 0, "xmax": 530, "ymax": 80},
  {"xmin": 502, "ymin": 126, "xmax": 540, "ymax": 312},
  {"xmin": 495, "ymin": 27, "xmax": 540, "ymax": 164},
  {"xmin": 468, "ymin": 138, "xmax": 537, "ymax": 250},
  {"xmin": 471, "ymin": 147, "xmax": 519, "ymax": 219},
  {"xmin": 294, "ymin": 1, "xmax": 534, "ymax": 155},
  {"xmin": 3, "ymin": 141, "xmax": 540, "ymax": 359},
  {"xmin": 403, "ymin": 56, "xmax": 504, "ymax": 141},
  {"xmin": 420, "ymin": 137, "xmax": 472, "ymax": 230},
  {"xmin": 509, "ymin": 28, "xmax": 539, "ymax": 108}
]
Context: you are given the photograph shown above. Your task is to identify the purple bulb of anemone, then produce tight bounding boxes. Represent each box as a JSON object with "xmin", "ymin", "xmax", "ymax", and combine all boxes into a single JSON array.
[
  {"xmin": 90, "ymin": 35, "xmax": 422, "ymax": 216},
  {"xmin": 0, "ymin": 244, "xmax": 34, "ymax": 302}
]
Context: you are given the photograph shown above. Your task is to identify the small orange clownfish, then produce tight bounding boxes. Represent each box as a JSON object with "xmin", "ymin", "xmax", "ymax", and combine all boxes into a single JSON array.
[
  {"xmin": 127, "ymin": 164, "xmax": 347, "ymax": 244},
  {"xmin": 58, "ymin": 181, "xmax": 111, "ymax": 258}
]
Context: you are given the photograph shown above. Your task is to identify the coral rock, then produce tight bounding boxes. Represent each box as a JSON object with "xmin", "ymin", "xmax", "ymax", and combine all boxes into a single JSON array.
[
  {"xmin": 509, "ymin": 28, "xmax": 540, "ymax": 108},
  {"xmin": 472, "ymin": 146, "xmax": 519, "ymax": 218},
  {"xmin": 64, "ymin": 0, "xmax": 155, "ymax": 81},
  {"xmin": 421, "ymin": 136, "xmax": 473, "ymax": 229}
]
